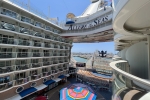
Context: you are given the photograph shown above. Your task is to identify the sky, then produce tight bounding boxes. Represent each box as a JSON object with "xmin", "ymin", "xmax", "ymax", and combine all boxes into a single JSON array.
[{"xmin": 19, "ymin": 0, "xmax": 115, "ymax": 53}]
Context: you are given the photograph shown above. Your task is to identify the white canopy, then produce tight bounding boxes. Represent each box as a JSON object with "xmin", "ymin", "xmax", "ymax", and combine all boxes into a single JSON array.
[
  {"xmin": 53, "ymin": 78, "xmax": 62, "ymax": 82},
  {"xmin": 35, "ymin": 84, "xmax": 47, "ymax": 91}
]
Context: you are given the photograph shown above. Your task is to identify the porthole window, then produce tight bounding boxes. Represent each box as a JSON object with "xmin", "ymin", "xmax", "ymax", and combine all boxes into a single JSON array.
[
  {"xmin": 30, "ymin": 82, "xmax": 37, "ymax": 87},
  {"xmin": 16, "ymin": 86, "xmax": 24, "ymax": 93},
  {"xmin": 43, "ymin": 78, "xmax": 47, "ymax": 83}
]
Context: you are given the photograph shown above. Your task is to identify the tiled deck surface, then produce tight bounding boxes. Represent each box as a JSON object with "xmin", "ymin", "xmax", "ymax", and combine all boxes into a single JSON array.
[{"xmin": 47, "ymin": 76, "xmax": 112, "ymax": 100}]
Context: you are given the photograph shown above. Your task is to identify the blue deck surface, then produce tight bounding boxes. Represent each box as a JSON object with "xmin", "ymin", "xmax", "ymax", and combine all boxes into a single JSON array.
[{"xmin": 19, "ymin": 87, "xmax": 37, "ymax": 97}]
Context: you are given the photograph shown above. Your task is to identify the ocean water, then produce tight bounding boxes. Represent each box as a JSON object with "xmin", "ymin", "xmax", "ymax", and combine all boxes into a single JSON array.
[{"xmin": 73, "ymin": 57, "xmax": 88, "ymax": 63}]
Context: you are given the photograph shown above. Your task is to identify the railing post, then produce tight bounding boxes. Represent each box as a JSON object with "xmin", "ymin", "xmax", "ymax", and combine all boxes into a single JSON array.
[{"xmin": 147, "ymin": 35, "xmax": 150, "ymax": 79}]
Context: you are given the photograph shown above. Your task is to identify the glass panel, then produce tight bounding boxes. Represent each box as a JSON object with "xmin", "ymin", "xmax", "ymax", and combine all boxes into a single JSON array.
[{"xmin": 1, "ymin": 22, "xmax": 15, "ymax": 31}]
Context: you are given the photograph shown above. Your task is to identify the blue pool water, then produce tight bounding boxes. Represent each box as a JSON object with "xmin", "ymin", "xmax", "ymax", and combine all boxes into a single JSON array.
[
  {"xmin": 73, "ymin": 57, "xmax": 88, "ymax": 63},
  {"xmin": 92, "ymin": 72, "xmax": 112, "ymax": 78}
]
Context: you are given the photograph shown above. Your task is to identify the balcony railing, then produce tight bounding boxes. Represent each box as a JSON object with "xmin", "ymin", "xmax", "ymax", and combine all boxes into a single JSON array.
[
  {"xmin": 54, "ymin": 45, "xmax": 58, "ymax": 48},
  {"xmin": 52, "ymin": 70, "xmax": 57, "ymax": 74},
  {"xmin": 43, "ymin": 61, "xmax": 53, "ymax": 66},
  {"xmin": 15, "ymin": 77, "xmax": 30, "ymax": 85},
  {"xmin": 0, "ymin": 66, "xmax": 14, "ymax": 74},
  {"xmin": 0, "ymin": 38, "xmax": 16, "ymax": 45},
  {"xmin": 0, "ymin": 22, "xmax": 71, "ymax": 45},
  {"xmin": 43, "ymin": 71, "xmax": 51, "ymax": 77},
  {"xmin": 0, "ymin": 81, "xmax": 14, "ymax": 91},
  {"xmin": 31, "ymin": 62, "xmax": 42, "ymax": 68},
  {"xmin": 110, "ymin": 58, "xmax": 150, "ymax": 98},
  {"xmin": 53, "ymin": 61, "xmax": 58, "ymax": 64},
  {"xmin": 32, "ymin": 52, "xmax": 42, "ymax": 57},
  {"xmin": 17, "ymin": 52, "xmax": 29, "ymax": 58},
  {"xmin": 16, "ymin": 64, "xmax": 30, "ymax": 71},
  {"xmin": 34, "ymin": 42, "xmax": 41, "ymax": 47},
  {"xmin": 31, "ymin": 74, "xmax": 42, "ymax": 80},
  {"xmin": 0, "ymin": 52, "xmax": 16, "ymax": 58},
  {"xmin": 58, "ymin": 68, "xmax": 63, "ymax": 71},
  {"xmin": 58, "ymin": 60, "xmax": 63, "ymax": 63},
  {"xmin": 18, "ymin": 39, "xmax": 30, "ymax": 46},
  {"xmin": 44, "ymin": 53, "xmax": 50, "ymax": 57}
]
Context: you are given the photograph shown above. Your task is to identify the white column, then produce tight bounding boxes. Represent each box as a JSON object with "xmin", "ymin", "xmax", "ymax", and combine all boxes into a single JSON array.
[{"xmin": 147, "ymin": 35, "xmax": 150, "ymax": 79}]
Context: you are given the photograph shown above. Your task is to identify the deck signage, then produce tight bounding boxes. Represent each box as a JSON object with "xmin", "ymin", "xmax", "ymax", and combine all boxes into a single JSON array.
[{"xmin": 67, "ymin": 14, "xmax": 112, "ymax": 31}]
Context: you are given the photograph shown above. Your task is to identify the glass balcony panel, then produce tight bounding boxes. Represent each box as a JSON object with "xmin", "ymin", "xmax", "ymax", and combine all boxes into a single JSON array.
[
  {"xmin": 32, "ymin": 52, "xmax": 41, "ymax": 57},
  {"xmin": 20, "ymin": 27, "xmax": 32, "ymax": 35},
  {"xmin": 1, "ymin": 8, "xmax": 18, "ymax": 19},
  {"xmin": 53, "ymin": 61, "xmax": 58, "ymax": 64},
  {"xmin": 44, "ymin": 43, "xmax": 50, "ymax": 48},
  {"xmin": 18, "ymin": 39, "xmax": 30, "ymax": 46},
  {"xmin": 34, "ymin": 32, "xmax": 43, "ymax": 38},
  {"xmin": 0, "ymin": 66, "xmax": 14, "ymax": 74},
  {"xmin": 43, "ymin": 61, "xmax": 52, "ymax": 66},
  {"xmin": 0, "ymin": 52, "xmax": 15, "ymax": 58},
  {"xmin": 21, "ymin": 16, "xmax": 32, "ymax": 24},
  {"xmin": 15, "ymin": 77, "xmax": 29, "ymax": 85},
  {"xmin": 16, "ymin": 64, "xmax": 29, "ymax": 71},
  {"xmin": 34, "ymin": 42, "xmax": 41, "ymax": 47},
  {"xmin": 0, "ymin": 38, "xmax": 15, "ymax": 45},
  {"xmin": 31, "ymin": 74, "xmax": 42, "ymax": 80},
  {"xmin": 35, "ymin": 22, "xmax": 41, "ymax": 27},
  {"xmin": 32, "ymin": 63, "xmax": 41, "ymax": 68},
  {"xmin": 45, "ymin": 35, "xmax": 51, "ymax": 39},
  {"xmin": 54, "ymin": 45, "xmax": 58, "ymax": 48},
  {"xmin": 17, "ymin": 52, "xmax": 28, "ymax": 58},
  {"xmin": 44, "ymin": 53, "xmax": 50, "ymax": 56},
  {"xmin": 1, "ymin": 22, "xmax": 15, "ymax": 31}
]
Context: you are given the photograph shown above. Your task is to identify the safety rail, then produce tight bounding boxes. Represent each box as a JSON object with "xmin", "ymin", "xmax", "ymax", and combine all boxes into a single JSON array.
[{"xmin": 110, "ymin": 59, "xmax": 150, "ymax": 92}]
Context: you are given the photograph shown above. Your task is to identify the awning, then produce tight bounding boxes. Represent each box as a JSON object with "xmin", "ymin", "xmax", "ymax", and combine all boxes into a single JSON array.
[
  {"xmin": 53, "ymin": 78, "xmax": 62, "ymax": 82},
  {"xmin": 58, "ymin": 75, "xmax": 66, "ymax": 79},
  {"xmin": 65, "ymin": 74, "xmax": 70, "ymax": 77},
  {"xmin": 44, "ymin": 79, "xmax": 55, "ymax": 86},
  {"xmin": 6, "ymin": 94, "xmax": 22, "ymax": 100},
  {"xmin": 35, "ymin": 84, "xmax": 47, "ymax": 91},
  {"xmin": 19, "ymin": 87, "xmax": 37, "ymax": 97}
]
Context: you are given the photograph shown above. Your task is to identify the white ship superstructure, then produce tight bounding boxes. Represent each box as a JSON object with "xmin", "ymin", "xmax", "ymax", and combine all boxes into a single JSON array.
[{"xmin": 0, "ymin": 0, "xmax": 72, "ymax": 99}]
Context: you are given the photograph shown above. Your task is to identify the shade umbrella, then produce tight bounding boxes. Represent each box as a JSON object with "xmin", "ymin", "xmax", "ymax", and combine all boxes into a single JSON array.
[
  {"xmin": 60, "ymin": 85, "xmax": 97, "ymax": 100},
  {"xmin": 35, "ymin": 96, "xmax": 46, "ymax": 100}
]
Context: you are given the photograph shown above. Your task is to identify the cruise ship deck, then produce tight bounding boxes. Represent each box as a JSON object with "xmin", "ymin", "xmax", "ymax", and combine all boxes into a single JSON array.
[{"xmin": 0, "ymin": 0, "xmax": 150, "ymax": 100}]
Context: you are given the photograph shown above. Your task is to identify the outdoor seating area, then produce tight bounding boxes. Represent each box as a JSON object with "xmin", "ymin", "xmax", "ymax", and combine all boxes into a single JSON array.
[
  {"xmin": 76, "ymin": 70, "xmax": 112, "ymax": 92},
  {"xmin": 60, "ymin": 83, "xmax": 97, "ymax": 100}
]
